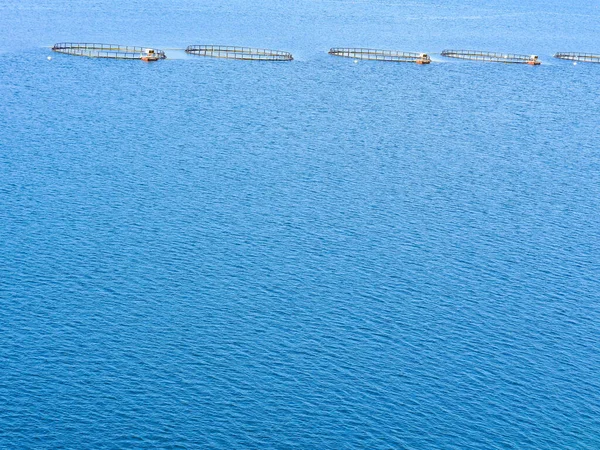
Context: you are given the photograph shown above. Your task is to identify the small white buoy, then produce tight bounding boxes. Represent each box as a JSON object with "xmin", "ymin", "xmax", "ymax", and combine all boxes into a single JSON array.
[
  {"xmin": 573, "ymin": 62, "xmax": 577, "ymax": 66},
  {"xmin": 47, "ymin": 56, "xmax": 52, "ymax": 61},
  {"xmin": 353, "ymin": 59, "xmax": 358, "ymax": 64}
]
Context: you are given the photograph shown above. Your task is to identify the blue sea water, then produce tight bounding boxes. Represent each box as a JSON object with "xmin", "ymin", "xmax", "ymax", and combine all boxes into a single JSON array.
[{"xmin": 1, "ymin": 0, "xmax": 600, "ymax": 448}]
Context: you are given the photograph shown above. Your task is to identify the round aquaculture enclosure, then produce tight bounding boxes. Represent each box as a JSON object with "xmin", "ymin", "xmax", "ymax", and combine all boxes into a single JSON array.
[
  {"xmin": 554, "ymin": 52, "xmax": 600, "ymax": 63},
  {"xmin": 329, "ymin": 48, "xmax": 430, "ymax": 64},
  {"xmin": 441, "ymin": 50, "xmax": 540, "ymax": 65},
  {"xmin": 52, "ymin": 43, "xmax": 166, "ymax": 61},
  {"xmin": 185, "ymin": 45, "xmax": 293, "ymax": 61}
]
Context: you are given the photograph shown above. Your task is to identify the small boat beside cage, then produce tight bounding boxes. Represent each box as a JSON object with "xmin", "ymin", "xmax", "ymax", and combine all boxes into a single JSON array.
[
  {"xmin": 329, "ymin": 48, "xmax": 431, "ymax": 64},
  {"xmin": 185, "ymin": 45, "xmax": 293, "ymax": 61},
  {"xmin": 52, "ymin": 43, "xmax": 166, "ymax": 61},
  {"xmin": 441, "ymin": 50, "xmax": 540, "ymax": 65},
  {"xmin": 140, "ymin": 49, "xmax": 160, "ymax": 62}
]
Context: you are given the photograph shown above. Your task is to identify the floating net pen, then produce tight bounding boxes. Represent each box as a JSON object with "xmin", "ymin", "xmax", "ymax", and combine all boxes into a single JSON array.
[
  {"xmin": 554, "ymin": 52, "xmax": 600, "ymax": 63},
  {"xmin": 441, "ymin": 50, "xmax": 540, "ymax": 65},
  {"xmin": 329, "ymin": 48, "xmax": 431, "ymax": 64},
  {"xmin": 185, "ymin": 45, "xmax": 293, "ymax": 61},
  {"xmin": 52, "ymin": 43, "xmax": 166, "ymax": 61}
]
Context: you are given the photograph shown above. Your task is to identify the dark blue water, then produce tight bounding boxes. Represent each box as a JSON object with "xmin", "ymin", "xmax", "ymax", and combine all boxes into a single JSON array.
[{"xmin": 1, "ymin": 1, "xmax": 600, "ymax": 448}]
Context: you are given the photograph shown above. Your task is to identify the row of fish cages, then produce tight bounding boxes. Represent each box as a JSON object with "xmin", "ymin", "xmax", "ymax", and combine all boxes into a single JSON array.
[
  {"xmin": 52, "ymin": 43, "xmax": 600, "ymax": 65},
  {"xmin": 329, "ymin": 48, "xmax": 540, "ymax": 65},
  {"xmin": 51, "ymin": 42, "xmax": 293, "ymax": 62},
  {"xmin": 439, "ymin": 51, "xmax": 600, "ymax": 65},
  {"xmin": 332, "ymin": 49, "xmax": 600, "ymax": 65}
]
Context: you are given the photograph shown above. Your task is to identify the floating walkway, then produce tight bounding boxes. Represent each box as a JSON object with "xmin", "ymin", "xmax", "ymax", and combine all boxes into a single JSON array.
[
  {"xmin": 554, "ymin": 52, "xmax": 600, "ymax": 63},
  {"xmin": 52, "ymin": 43, "xmax": 166, "ymax": 61},
  {"xmin": 185, "ymin": 45, "xmax": 293, "ymax": 61},
  {"xmin": 329, "ymin": 48, "xmax": 430, "ymax": 64},
  {"xmin": 441, "ymin": 50, "xmax": 540, "ymax": 65}
]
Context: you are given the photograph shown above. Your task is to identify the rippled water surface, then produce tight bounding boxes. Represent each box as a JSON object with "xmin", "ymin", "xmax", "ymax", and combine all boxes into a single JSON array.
[{"xmin": 1, "ymin": 0, "xmax": 600, "ymax": 448}]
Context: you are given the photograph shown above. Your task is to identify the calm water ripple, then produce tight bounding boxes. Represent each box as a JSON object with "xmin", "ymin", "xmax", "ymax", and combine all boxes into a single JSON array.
[{"xmin": 1, "ymin": 0, "xmax": 600, "ymax": 448}]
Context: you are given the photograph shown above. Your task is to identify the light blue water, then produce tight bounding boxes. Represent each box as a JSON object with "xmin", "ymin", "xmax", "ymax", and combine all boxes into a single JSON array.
[{"xmin": 1, "ymin": 1, "xmax": 600, "ymax": 448}]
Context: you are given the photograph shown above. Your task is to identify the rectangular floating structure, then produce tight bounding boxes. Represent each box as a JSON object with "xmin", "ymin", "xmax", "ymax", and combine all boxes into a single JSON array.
[
  {"xmin": 554, "ymin": 52, "xmax": 600, "ymax": 63},
  {"xmin": 441, "ymin": 50, "xmax": 540, "ymax": 65},
  {"xmin": 185, "ymin": 45, "xmax": 293, "ymax": 61},
  {"xmin": 329, "ymin": 48, "xmax": 430, "ymax": 64},
  {"xmin": 52, "ymin": 43, "xmax": 166, "ymax": 60}
]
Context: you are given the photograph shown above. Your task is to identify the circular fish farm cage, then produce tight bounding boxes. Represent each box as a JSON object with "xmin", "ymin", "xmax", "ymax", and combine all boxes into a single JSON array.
[
  {"xmin": 52, "ymin": 43, "xmax": 166, "ymax": 61},
  {"xmin": 329, "ymin": 48, "xmax": 430, "ymax": 64},
  {"xmin": 185, "ymin": 45, "xmax": 293, "ymax": 61},
  {"xmin": 554, "ymin": 52, "xmax": 600, "ymax": 63},
  {"xmin": 441, "ymin": 50, "xmax": 540, "ymax": 65}
]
